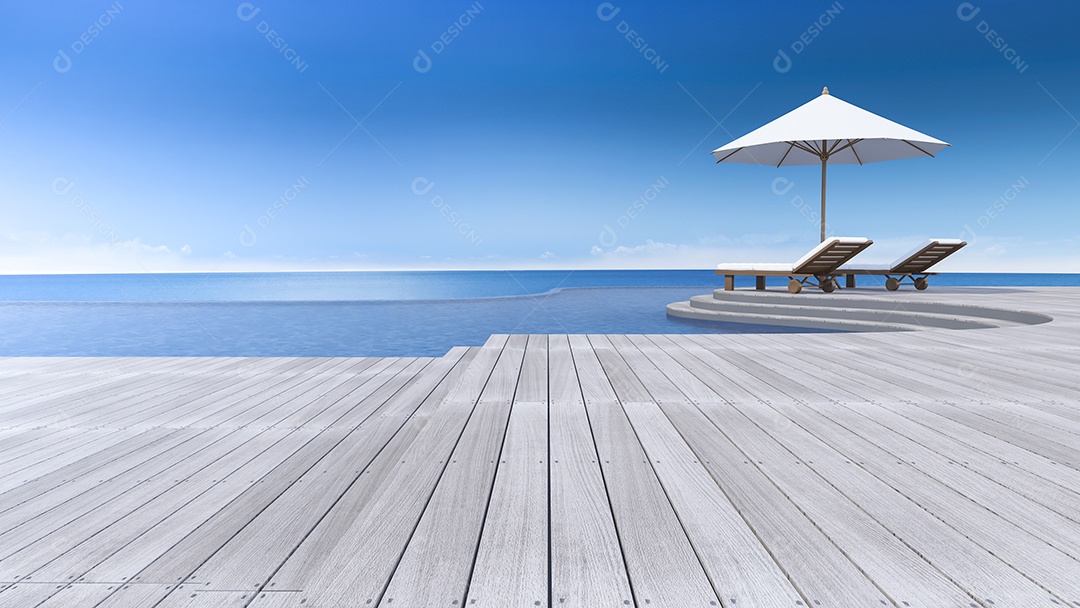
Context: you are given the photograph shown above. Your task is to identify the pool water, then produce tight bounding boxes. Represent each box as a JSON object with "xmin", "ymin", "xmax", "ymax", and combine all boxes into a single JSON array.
[{"xmin": 1, "ymin": 270, "xmax": 1074, "ymax": 357}]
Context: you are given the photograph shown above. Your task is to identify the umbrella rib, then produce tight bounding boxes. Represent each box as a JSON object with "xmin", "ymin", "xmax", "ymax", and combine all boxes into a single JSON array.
[
  {"xmin": 775, "ymin": 142, "xmax": 795, "ymax": 167},
  {"xmin": 829, "ymin": 138, "xmax": 863, "ymax": 155},
  {"xmin": 829, "ymin": 138, "xmax": 866, "ymax": 165},
  {"xmin": 851, "ymin": 143, "xmax": 864, "ymax": 166},
  {"xmin": 714, "ymin": 147, "xmax": 743, "ymax": 163},
  {"xmin": 902, "ymin": 139, "xmax": 935, "ymax": 157},
  {"xmin": 789, "ymin": 141, "xmax": 820, "ymax": 156}
]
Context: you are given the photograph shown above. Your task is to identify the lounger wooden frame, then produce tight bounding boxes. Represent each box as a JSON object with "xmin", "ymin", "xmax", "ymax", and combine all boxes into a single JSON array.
[
  {"xmin": 715, "ymin": 237, "xmax": 873, "ymax": 294},
  {"xmin": 840, "ymin": 239, "xmax": 966, "ymax": 291}
]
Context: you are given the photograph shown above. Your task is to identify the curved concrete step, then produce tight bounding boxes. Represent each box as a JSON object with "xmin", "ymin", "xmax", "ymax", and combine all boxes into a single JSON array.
[
  {"xmin": 666, "ymin": 302, "xmax": 914, "ymax": 332},
  {"xmin": 688, "ymin": 295, "xmax": 998, "ymax": 330},
  {"xmin": 711, "ymin": 290, "xmax": 1052, "ymax": 326}
]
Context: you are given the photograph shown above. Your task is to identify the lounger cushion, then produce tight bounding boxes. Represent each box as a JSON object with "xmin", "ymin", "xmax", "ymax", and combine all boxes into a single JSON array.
[{"xmin": 717, "ymin": 236, "xmax": 872, "ymax": 274}]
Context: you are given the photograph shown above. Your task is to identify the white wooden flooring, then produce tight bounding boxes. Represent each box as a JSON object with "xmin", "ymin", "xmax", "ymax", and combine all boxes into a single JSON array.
[{"xmin": 1, "ymin": 287, "xmax": 1078, "ymax": 607}]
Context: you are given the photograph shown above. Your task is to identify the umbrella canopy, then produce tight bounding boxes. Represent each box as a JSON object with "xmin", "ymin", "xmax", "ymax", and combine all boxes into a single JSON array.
[{"xmin": 712, "ymin": 87, "xmax": 949, "ymax": 241}]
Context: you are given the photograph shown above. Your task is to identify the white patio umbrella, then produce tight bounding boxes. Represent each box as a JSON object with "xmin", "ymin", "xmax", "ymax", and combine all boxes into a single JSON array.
[{"xmin": 712, "ymin": 87, "xmax": 949, "ymax": 242}]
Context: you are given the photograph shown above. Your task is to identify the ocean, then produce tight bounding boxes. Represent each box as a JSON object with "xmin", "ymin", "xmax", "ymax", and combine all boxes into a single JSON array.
[{"xmin": 0, "ymin": 271, "xmax": 1076, "ymax": 357}]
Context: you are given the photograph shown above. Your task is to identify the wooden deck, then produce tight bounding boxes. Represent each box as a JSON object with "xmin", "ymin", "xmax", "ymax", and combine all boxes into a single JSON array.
[{"xmin": 1, "ymin": 287, "xmax": 1078, "ymax": 607}]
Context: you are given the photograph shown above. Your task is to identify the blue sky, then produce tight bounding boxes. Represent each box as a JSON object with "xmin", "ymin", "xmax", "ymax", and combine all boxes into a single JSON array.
[{"xmin": 1, "ymin": 0, "xmax": 1077, "ymax": 273}]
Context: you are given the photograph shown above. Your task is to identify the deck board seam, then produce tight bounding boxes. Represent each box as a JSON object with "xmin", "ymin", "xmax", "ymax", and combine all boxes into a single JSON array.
[
  {"xmin": 365, "ymin": 342, "xmax": 509, "ymax": 608},
  {"xmin": 240, "ymin": 354, "xmax": 474, "ymax": 608},
  {"xmin": 587, "ymin": 334, "xmax": 729, "ymax": 607},
  {"xmin": 460, "ymin": 336, "xmax": 530, "ymax": 606},
  {"xmin": 566, "ymin": 335, "xmax": 639, "ymax": 608},
  {"xmin": 660, "ymin": 335, "xmax": 989, "ymax": 607},
  {"xmin": 138, "ymin": 360, "xmax": 435, "ymax": 606},
  {"xmin": 638, "ymin": 335, "xmax": 903, "ymax": 608},
  {"xmin": 685, "ymin": 339, "xmax": 1069, "ymax": 605},
  {"xmin": 741, "ymin": 340, "xmax": 1080, "ymax": 527}
]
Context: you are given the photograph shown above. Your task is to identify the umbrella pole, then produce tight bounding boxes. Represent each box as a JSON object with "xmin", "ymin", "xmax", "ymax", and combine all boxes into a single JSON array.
[{"xmin": 820, "ymin": 157, "xmax": 827, "ymax": 242}]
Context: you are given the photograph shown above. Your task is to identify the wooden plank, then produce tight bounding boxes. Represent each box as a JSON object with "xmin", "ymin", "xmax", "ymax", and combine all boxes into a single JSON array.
[
  {"xmin": 311, "ymin": 358, "xmax": 424, "ymax": 430},
  {"xmin": 0, "ymin": 426, "xmax": 59, "ymax": 451},
  {"xmin": 155, "ymin": 588, "xmax": 255, "ymax": 607},
  {"xmin": 149, "ymin": 358, "xmax": 374, "ymax": 431},
  {"xmin": 171, "ymin": 358, "xmax": 401, "ymax": 429},
  {"xmin": 768, "ymin": 394, "xmax": 1080, "ymax": 590},
  {"xmin": 0, "ymin": 428, "xmax": 197, "ymax": 524},
  {"xmin": 547, "ymin": 334, "xmax": 632, "ymax": 607},
  {"xmin": 92, "ymin": 584, "xmax": 180, "ymax": 608},
  {"xmin": 651, "ymin": 335, "xmax": 1000, "ymax": 607},
  {"xmin": 673, "ymin": 339, "xmax": 1066, "ymax": 606},
  {"xmin": 11, "ymin": 358, "xmax": 246, "ymax": 428},
  {"xmin": 27, "ymin": 428, "xmax": 300, "ymax": 584},
  {"xmin": 600, "ymin": 335, "xmax": 807, "ymax": 607},
  {"xmin": 0, "ymin": 358, "xmax": 216, "ymax": 421},
  {"xmin": 791, "ymin": 343, "xmax": 1080, "ymax": 466},
  {"xmin": 378, "ymin": 334, "xmax": 526, "ymax": 607},
  {"xmin": 0, "ymin": 582, "xmax": 71, "ymax": 606},
  {"xmin": 852, "ymin": 330, "xmax": 1080, "ymax": 401},
  {"xmin": 175, "ymin": 357, "xmax": 456, "ymax": 591},
  {"xmin": 19, "ymin": 582, "xmax": 129, "ymax": 607},
  {"xmin": 0, "ymin": 426, "xmax": 259, "ymax": 580},
  {"xmin": 698, "ymin": 331, "xmax": 1080, "ymax": 469},
  {"xmin": 761, "ymin": 339, "xmax": 1080, "ymax": 503},
  {"xmin": 0, "ymin": 428, "xmax": 120, "ymax": 472},
  {"xmin": 467, "ymin": 335, "xmax": 548, "ymax": 607},
  {"xmin": 629, "ymin": 335, "xmax": 898, "ymax": 607},
  {"xmin": 0, "ymin": 360, "xmax": 292, "ymax": 503},
  {"xmin": 568, "ymin": 334, "xmax": 720, "ymax": 607},
  {"xmin": 68, "ymin": 428, "xmax": 316, "ymax": 585},
  {"xmin": 0, "ymin": 428, "xmax": 69, "ymax": 458},
  {"xmin": 128, "ymin": 426, "xmax": 351, "ymax": 585},
  {"xmin": 263, "ymin": 358, "xmax": 389, "ymax": 430},
  {"xmin": 0, "ymin": 364, "xmax": 199, "ymax": 428},
  {"xmin": 0, "ymin": 429, "xmax": 145, "ymax": 488},
  {"xmin": 837, "ymin": 340, "xmax": 1080, "ymax": 437},
  {"xmin": 215, "ymin": 357, "xmax": 381, "ymax": 431},
  {"xmin": 111, "ymin": 356, "xmax": 420, "ymax": 587},
  {"xmin": 198, "ymin": 364, "xmax": 388, "ymax": 433},
  {"xmin": 743, "ymin": 339, "xmax": 1080, "ymax": 524},
  {"xmin": 228, "ymin": 353, "xmax": 476, "ymax": 600},
  {"xmin": 98, "ymin": 359, "xmax": 314, "ymax": 431},
  {"xmin": 249, "ymin": 337, "xmax": 508, "ymax": 608},
  {"xmin": 721, "ymin": 340, "xmax": 1080, "ymax": 596}
]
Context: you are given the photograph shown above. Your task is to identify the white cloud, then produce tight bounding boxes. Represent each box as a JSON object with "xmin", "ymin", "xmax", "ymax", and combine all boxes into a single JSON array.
[
  {"xmin": 581, "ymin": 238, "xmax": 809, "ymax": 269},
  {"xmin": 574, "ymin": 235, "xmax": 1080, "ymax": 272},
  {"xmin": 3, "ymin": 231, "xmax": 1075, "ymax": 274},
  {"xmin": 0, "ymin": 232, "xmax": 193, "ymax": 274}
]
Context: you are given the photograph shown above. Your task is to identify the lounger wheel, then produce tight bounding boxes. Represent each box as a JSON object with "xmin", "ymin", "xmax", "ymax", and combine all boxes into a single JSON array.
[
  {"xmin": 787, "ymin": 280, "xmax": 803, "ymax": 294},
  {"xmin": 820, "ymin": 279, "xmax": 836, "ymax": 293},
  {"xmin": 885, "ymin": 278, "xmax": 901, "ymax": 291},
  {"xmin": 914, "ymin": 277, "xmax": 928, "ymax": 290}
]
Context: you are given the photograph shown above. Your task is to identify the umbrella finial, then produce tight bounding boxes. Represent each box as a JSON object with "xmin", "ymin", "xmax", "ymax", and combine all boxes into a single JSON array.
[{"xmin": 822, "ymin": 86, "xmax": 830, "ymax": 95}]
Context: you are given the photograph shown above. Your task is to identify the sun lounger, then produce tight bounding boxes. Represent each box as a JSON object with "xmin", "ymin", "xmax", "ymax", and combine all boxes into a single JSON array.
[
  {"xmin": 838, "ymin": 238, "xmax": 966, "ymax": 290},
  {"xmin": 715, "ymin": 236, "xmax": 873, "ymax": 294}
]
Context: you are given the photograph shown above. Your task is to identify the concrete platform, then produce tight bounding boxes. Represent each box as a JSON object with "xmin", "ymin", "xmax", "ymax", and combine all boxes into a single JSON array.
[{"xmin": 668, "ymin": 285, "xmax": 1055, "ymax": 331}]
